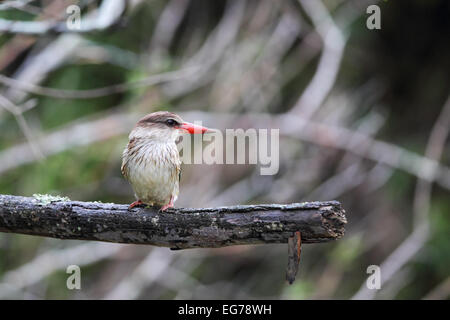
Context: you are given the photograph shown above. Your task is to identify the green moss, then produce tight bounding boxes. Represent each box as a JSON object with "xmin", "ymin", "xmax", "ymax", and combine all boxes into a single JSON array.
[{"xmin": 32, "ymin": 194, "xmax": 71, "ymax": 206}]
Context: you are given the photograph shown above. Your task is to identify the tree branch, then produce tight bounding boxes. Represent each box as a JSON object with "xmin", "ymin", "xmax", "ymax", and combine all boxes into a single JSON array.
[{"xmin": 0, "ymin": 194, "xmax": 346, "ymax": 250}]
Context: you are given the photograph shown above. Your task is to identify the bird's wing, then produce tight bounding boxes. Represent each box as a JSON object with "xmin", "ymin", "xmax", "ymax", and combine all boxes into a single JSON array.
[
  {"xmin": 121, "ymin": 141, "xmax": 133, "ymax": 181},
  {"xmin": 121, "ymin": 160, "xmax": 129, "ymax": 180}
]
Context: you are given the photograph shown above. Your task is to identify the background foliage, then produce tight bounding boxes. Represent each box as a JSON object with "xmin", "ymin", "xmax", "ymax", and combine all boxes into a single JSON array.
[{"xmin": 0, "ymin": 0, "xmax": 449, "ymax": 299}]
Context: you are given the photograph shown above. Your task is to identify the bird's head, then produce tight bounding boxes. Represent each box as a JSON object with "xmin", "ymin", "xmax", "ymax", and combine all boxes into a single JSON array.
[{"xmin": 130, "ymin": 111, "xmax": 213, "ymax": 143}]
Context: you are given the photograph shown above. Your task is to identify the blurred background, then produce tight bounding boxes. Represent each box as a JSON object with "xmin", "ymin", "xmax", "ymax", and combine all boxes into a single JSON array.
[{"xmin": 0, "ymin": 0, "xmax": 449, "ymax": 299}]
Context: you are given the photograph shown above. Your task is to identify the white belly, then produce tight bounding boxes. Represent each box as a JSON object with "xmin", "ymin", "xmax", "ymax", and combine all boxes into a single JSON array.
[{"xmin": 123, "ymin": 141, "xmax": 180, "ymax": 206}]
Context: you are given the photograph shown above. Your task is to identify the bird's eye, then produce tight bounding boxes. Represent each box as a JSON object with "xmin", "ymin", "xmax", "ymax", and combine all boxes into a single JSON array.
[{"xmin": 165, "ymin": 119, "xmax": 178, "ymax": 127}]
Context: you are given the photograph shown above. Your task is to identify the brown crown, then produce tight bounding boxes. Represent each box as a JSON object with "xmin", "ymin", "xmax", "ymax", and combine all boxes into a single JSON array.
[{"xmin": 136, "ymin": 111, "xmax": 183, "ymax": 128}]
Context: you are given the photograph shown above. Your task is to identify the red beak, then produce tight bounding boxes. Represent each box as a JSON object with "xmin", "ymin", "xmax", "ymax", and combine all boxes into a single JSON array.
[{"xmin": 177, "ymin": 122, "xmax": 212, "ymax": 134}]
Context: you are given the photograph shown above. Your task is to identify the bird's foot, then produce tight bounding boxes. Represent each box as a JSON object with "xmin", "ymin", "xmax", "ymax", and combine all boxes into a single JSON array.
[
  {"xmin": 159, "ymin": 203, "xmax": 173, "ymax": 212},
  {"xmin": 129, "ymin": 200, "xmax": 144, "ymax": 210},
  {"xmin": 159, "ymin": 197, "xmax": 174, "ymax": 212}
]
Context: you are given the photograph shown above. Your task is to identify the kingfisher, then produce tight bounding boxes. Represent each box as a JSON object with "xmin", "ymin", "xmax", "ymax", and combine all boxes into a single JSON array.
[{"xmin": 121, "ymin": 111, "xmax": 212, "ymax": 211}]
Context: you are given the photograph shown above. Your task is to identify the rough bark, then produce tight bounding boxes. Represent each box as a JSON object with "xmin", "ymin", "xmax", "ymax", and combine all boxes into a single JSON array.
[
  {"xmin": 0, "ymin": 194, "xmax": 347, "ymax": 250},
  {"xmin": 286, "ymin": 231, "xmax": 302, "ymax": 284}
]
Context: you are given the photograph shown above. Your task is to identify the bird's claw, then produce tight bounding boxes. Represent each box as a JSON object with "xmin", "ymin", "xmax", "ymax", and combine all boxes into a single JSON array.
[
  {"xmin": 128, "ymin": 200, "xmax": 144, "ymax": 210},
  {"xmin": 159, "ymin": 197, "xmax": 174, "ymax": 212},
  {"xmin": 159, "ymin": 203, "xmax": 173, "ymax": 212}
]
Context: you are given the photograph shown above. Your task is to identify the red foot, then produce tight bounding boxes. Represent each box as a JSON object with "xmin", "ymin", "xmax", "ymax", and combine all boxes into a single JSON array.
[
  {"xmin": 159, "ymin": 197, "xmax": 174, "ymax": 212},
  {"xmin": 129, "ymin": 200, "xmax": 143, "ymax": 209}
]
